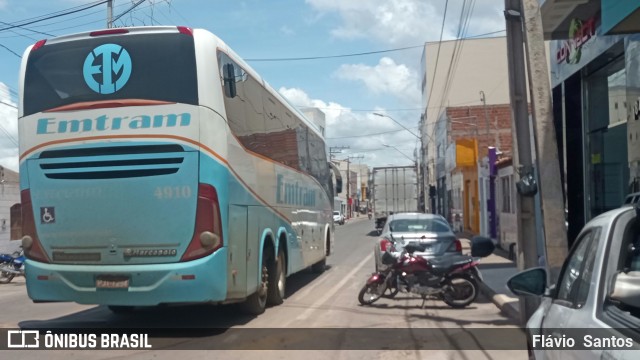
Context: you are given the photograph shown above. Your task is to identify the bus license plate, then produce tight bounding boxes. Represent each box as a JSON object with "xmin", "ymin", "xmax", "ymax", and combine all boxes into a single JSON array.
[{"xmin": 96, "ymin": 275, "xmax": 129, "ymax": 289}]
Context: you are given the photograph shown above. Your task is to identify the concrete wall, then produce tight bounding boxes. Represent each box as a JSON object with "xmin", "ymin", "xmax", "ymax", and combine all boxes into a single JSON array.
[{"xmin": 0, "ymin": 166, "xmax": 20, "ymax": 251}]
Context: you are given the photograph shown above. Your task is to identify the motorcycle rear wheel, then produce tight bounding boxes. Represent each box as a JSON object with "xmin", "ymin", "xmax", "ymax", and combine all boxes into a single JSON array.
[
  {"xmin": 442, "ymin": 274, "xmax": 478, "ymax": 308},
  {"xmin": 358, "ymin": 282, "xmax": 387, "ymax": 305},
  {"xmin": 0, "ymin": 271, "xmax": 15, "ymax": 284}
]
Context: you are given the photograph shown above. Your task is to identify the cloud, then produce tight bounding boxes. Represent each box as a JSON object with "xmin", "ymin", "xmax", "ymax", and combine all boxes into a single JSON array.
[
  {"xmin": 0, "ymin": 82, "xmax": 18, "ymax": 172},
  {"xmin": 306, "ymin": 0, "xmax": 505, "ymax": 45},
  {"xmin": 334, "ymin": 57, "xmax": 421, "ymax": 105},
  {"xmin": 279, "ymin": 87, "xmax": 420, "ymax": 167},
  {"xmin": 280, "ymin": 25, "xmax": 295, "ymax": 36},
  {"xmin": 306, "ymin": 0, "xmax": 444, "ymax": 46}
]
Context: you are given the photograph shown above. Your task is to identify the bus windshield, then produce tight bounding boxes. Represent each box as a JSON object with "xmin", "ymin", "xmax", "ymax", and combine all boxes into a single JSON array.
[{"xmin": 23, "ymin": 32, "xmax": 198, "ymax": 116}]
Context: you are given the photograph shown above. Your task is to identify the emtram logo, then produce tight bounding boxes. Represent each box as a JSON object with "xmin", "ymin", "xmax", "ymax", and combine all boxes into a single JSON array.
[{"xmin": 83, "ymin": 43, "xmax": 132, "ymax": 95}]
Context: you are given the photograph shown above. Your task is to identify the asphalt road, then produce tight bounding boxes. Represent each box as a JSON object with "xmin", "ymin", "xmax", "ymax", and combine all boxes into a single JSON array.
[{"xmin": 0, "ymin": 216, "xmax": 527, "ymax": 359}]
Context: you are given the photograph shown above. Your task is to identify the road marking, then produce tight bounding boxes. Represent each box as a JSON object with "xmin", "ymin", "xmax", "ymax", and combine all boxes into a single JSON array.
[
  {"xmin": 292, "ymin": 253, "xmax": 373, "ymax": 324},
  {"xmin": 291, "ymin": 269, "xmax": 333, "ymax": 300}
]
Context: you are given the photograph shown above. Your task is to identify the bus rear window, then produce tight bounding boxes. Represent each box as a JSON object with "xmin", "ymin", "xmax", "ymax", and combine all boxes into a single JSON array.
[{"xmin": 23, "ymin": 33, "xmax": 198, "ymax": 116}]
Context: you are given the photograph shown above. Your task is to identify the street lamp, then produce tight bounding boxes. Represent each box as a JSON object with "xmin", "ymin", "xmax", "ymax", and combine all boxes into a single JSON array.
[
  {"xmin": 382, "ymin": 144, "xmax": 415, "ymax": 164},
  {"xmin": 373, "ymin": 113, "xmax": 421, "ymax": 140}
]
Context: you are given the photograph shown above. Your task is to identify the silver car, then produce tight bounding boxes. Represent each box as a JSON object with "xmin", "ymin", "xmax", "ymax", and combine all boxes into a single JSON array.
[
  {"xmin": 508, "ymin": 206, "xmax": 640, "ymax": 359},
  {"xmin": 373, "ymin": 212, "xmax": 461, "ymax": 271}
]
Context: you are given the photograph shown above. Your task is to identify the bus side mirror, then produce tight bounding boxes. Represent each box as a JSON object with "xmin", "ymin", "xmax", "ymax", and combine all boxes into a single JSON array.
[
  {"xmin": 328, "ymin": 162, "xmax": 342, "ymax": 194},
  {"xmin": 223, "ymin": 63, "xmax": 237, "ymax": 98}
]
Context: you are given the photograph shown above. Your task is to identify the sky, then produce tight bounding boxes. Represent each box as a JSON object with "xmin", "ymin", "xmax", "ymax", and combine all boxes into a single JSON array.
[{"xmin": 0, "ymin": 0, "xmax": 507, "ymax": 173}]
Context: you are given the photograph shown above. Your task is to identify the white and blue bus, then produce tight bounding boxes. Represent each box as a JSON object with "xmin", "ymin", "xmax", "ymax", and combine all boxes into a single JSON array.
[{"xmin": 17, "ymin": 26, "xmax": 340, "ymax": 314}]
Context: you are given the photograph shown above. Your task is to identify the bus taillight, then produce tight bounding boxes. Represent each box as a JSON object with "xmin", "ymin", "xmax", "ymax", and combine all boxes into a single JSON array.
[
  {"xmin": 31, "ymin": 39, "xmax": 47, "ymax": 52},
  {"xmin": 180, "ymin": 184, "xmax": 223, "ymax": 262},
  {"xmin": 177, "ymin": 26, "xmax": 193, "ymax": 36},
  {"xmin": 20, "ymin": 190, "xmax": 51, "ymax": 263},
  {"xmin": 89, "ymin": 29, "xmax": 129, "ymax": 37}
]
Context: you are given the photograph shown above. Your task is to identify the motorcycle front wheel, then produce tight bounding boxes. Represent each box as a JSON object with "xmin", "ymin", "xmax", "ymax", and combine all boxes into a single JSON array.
[
  {"xmin": 442, "ymin": 274, "xmax": 478, "ymax": 308},
  {"xmin": 358, "ymin": 282, "xmax": 387, "ymax": 305}
]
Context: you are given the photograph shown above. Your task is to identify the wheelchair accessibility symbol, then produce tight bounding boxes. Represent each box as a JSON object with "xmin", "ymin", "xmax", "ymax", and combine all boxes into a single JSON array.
[{"xmin": 40, "ymin": 207, "xmax": 55, "ymax": 224}]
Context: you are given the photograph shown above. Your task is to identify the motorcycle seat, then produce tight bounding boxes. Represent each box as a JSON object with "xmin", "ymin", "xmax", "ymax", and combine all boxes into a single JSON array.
[{"xmin": 428, "ymin": 256, "xmax": 473, "ymax": 273}]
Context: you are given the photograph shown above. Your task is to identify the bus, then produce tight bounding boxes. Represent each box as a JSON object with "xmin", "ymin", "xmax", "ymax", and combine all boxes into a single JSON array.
[{"xmin": 17, "ymin": 26, "xmax": 341, "ymax": 315}]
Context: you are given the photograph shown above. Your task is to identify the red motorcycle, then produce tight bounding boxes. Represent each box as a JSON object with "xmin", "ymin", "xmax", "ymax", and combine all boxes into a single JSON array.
[{"xmin": 358, "ymin": 237, "xmax": 494, "ymax": 308}]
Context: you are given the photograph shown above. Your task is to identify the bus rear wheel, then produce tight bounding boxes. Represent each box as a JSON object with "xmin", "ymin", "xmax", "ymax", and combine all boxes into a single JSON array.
[
  {"xmin": 267, "ymin": 248, "xmax": 285, "ymax": 306},
  {"xmin": 240, "ymin": 250, "xmax": 271, "ymax": 315}
]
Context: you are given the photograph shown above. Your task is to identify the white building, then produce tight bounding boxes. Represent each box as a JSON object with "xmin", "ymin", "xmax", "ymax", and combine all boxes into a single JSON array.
[{"xmin": 0, "ymin": 166, "xmax": 20, "ymax": 251}]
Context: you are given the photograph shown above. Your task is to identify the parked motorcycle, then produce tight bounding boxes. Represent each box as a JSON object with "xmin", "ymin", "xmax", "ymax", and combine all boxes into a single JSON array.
[
  {"xmin": 0, "ymin": 249, "xmax": 25, "ymax": 284},
  {"xmin": 358, "ymin": 236, "xmax": 495, "ymax": 308}
]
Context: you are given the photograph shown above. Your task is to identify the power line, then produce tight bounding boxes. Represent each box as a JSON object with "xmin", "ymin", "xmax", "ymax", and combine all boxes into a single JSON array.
[
  {"xmin": 0, "ymin": 1, "xmax": 131, "ymax": 38},
  {"xmin": 0, "ymin": 44, "xmax": 21, "ymax": 58},
  {"xmin": 6, "ymin": 0, "xmax": 105, "ymax": 25},
  {"xmin": 112, "ymin": 0, "xmax": 147, "ymax": 24},
  {"xmin": 0, "ymin": 123, "xmax": 18, "ymax": 147},
  {"xmin": 0, "ymin": 20, "xmax": 54, "ymax": 37},
  {"xmin": 326, "ymin": 126, "xmax": 419, "ymax": 140},
  {"xmin": 431, "ymin": 0, "xmax": 477, "ymax": 142},
  {"xmin": 248, "ymin": 45, "xmax": 422, "ymax": 62},
  {"xmin": 0, "ymin": 101, "xmax": 17, "ymax": 109},
  {"xmin": 167, "ymin": 0, "xmax": 192, "ymax": 26},
  {"xmin": 0, "ymin": 1, "xmax": 109, "ymax": 34},
  {"xmin": 245, "ymin": 29, "xmax": 505, "ymax": 62},
  {"xmin": 426, "ymin": 0, "xmax": 449, "ymax": 113}
]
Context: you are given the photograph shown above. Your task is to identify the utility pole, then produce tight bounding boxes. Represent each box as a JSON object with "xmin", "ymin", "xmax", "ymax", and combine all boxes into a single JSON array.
[
  {"xmin": 107, "ymin": 0, "xmax": 113, "ymax": 28},
  {"xmin": 504, "ymin": 0, "xmax": 541, "ymax": 325},
  {"xmin": 521, "ymin": 0, "xmax": 568, "ymax": 282},
  {"xmin": 480, "ymin": 91, "xmax": 490, "ymax": 150}
]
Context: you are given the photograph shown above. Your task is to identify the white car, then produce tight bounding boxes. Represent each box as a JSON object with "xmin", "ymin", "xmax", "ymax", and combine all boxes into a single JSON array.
[
  {"xmin": 333, "ymin": 211, "xmax": 345, "ymax": 225},
  {"xmin": 508, "ymin": 205, "xmax": 640, "ymax": 359}
]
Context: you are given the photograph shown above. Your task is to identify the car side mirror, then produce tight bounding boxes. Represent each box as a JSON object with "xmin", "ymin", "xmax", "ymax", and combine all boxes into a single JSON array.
[
  {"xmin": 610, "ymin": 271, "xmax": 640, "ymax": 308},
  {"xmin": 507, "ymin": 267, "xmax": 547, "ymax": 297}
]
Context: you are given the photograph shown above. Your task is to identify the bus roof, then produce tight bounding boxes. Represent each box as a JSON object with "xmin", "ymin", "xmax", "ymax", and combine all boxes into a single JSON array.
[{"xmin": 22, "ymin": 25, "xmax": 325, "ymax": 139}]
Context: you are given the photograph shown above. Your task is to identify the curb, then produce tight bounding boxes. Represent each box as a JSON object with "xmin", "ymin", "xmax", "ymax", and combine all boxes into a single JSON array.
[{"xmin": 478, "ymin": 280, "xmax": 521, "ymax": 323}]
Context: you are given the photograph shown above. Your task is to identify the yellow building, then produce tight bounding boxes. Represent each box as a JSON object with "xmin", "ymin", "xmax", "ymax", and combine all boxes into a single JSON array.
[{"xmin": 452, "ymin": 138, "xmax": 479, "ymax": 234}]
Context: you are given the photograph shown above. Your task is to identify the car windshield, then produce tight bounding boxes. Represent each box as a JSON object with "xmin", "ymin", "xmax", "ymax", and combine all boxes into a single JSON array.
[
  {"xmin": 333, "ymin": 211, "xmax": 340, "ymax": 216},
  {"xmin": 388, "ymin": 219, "xmax": 451, "ymax": 233}
]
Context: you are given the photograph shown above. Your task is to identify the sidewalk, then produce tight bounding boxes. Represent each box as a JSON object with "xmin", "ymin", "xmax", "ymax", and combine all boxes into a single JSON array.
[{"xmin": 459, "ymin": 236, "xmax": 521, "ymax": 322}]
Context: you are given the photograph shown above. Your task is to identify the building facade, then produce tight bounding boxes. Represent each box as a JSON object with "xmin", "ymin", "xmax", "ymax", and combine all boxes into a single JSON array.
[
  {"xmin": 542, "ymin": 0, "xmax": 640, "ymax": 246},
  {"xmin": 434, "ymin": 103, "xmax": 515, "ymax": 235},
  {"xmin": 420, "ymin": 36, "xmax": 512, "ymax": 213},
  {"xmin": 331, "ymin": 159, "xmax": 370, "ymax": 218}
]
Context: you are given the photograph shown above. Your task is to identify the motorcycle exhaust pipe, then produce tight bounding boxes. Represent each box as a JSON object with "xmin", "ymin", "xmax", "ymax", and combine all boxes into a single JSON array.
[{"xmin": 0, "ymin": 268, "xmax": 23, "ymax": 275}]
